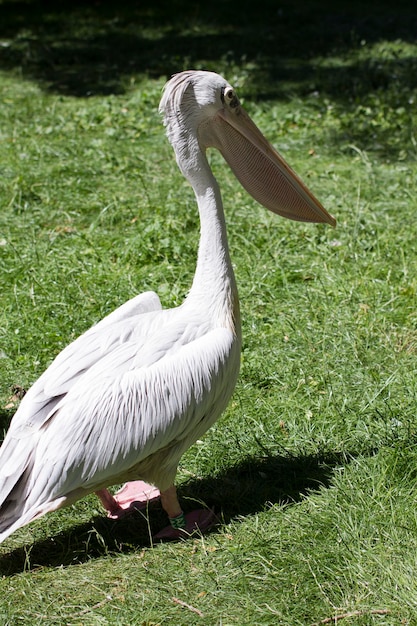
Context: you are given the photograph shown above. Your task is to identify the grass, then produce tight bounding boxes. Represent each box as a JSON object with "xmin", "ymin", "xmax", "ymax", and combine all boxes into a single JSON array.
[{"xmin": 0, "ymin": 0, "xmax": 417, "ymax": 623}]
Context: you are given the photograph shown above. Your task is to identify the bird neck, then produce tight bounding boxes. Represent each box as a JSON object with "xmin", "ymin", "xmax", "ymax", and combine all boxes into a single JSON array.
[{"xmin": 183, "ymin": 149, "xmax": 240, "ymax": 333}]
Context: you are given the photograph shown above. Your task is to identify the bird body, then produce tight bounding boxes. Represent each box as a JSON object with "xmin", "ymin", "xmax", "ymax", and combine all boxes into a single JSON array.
[
  {"xmin": 0, "ymin": 70, "xmax": 334, "ymax": 544},
  {"xmin": 0, "ymin": 281, "xmax": 240, "ymax": 541}
]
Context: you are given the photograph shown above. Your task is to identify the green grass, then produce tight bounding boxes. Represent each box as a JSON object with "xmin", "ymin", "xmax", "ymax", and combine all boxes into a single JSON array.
[{"xmin": 1, "ymin": 0, "xmax": 417, "ymax": 624}]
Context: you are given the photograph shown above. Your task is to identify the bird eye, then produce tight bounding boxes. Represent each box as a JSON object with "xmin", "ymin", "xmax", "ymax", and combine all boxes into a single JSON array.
[
  {"xmin": 222, "ymin": 86, "xmax": 239, "ymax": 109},
  {"xmin": 224, "ymin": 87, "xmax": 235, "ymax": 101}
]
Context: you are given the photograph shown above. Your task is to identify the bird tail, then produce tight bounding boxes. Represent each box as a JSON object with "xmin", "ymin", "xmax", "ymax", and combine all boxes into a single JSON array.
[
  {"xmin": 0, "ymin": 495, "xmax": 67, "ymax": 544},
  {"xmin": 0, "ymin": 431, "xmax": 41, "ymax": 544},
  {"xmin": 0, "ymin": 427, "xmax": 81, "ymax": 545},
  {"xmin": 0, "ymin": 510, "xmax": 36, "ymax": 544},
  {"xmin": 0, "ymin": 428, "xmax": 36, "ymax": 500}
]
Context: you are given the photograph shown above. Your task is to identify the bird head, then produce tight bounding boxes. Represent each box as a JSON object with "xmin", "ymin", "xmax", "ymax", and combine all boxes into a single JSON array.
[{"xmin": 160, "ymin": 71, "xmax": 335, "ymax": 227}]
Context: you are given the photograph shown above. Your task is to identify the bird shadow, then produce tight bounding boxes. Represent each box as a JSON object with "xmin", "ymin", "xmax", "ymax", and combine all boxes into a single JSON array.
[{"xmin": 0, "ymin": 447, "xmax": 358, "ymax": 576}]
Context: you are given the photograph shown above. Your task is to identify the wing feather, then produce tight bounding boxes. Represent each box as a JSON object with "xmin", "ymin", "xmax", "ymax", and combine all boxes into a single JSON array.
[
  {"xmin": 5, "ymin": 327, "xmax": 239, "ymax": 520},
  {"xmin": 42, "ymin": 290, "xmax": 162, "ymax": 396},
  {"xmin": 3, "ymin": 291, "xmax": 162, "ymax": 434},
  {"xmin": 0, "ymin": 291, "xmax": 162, "ymax": 507}
]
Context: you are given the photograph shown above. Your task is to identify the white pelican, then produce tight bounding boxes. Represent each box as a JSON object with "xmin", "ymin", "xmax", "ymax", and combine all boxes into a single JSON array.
[{"xmin": 0, "ymin": 71, "xmax": 335, "ymax": 544}]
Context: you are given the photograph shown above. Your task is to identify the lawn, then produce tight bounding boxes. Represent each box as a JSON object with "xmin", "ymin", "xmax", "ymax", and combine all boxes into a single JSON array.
[{"xmin": 0, "ymin": 0, "xmax": 417, "ymax": 624}]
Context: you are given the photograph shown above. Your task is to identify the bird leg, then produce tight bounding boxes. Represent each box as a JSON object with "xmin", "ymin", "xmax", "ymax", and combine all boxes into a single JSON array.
[
  {"xmin": 160, "ymin": 484, "xmax": 183, "ymax": 520},
  {"xmin": 154, "ymin": 484, "xmax": 216, "ymax": 540},
  {"xmin": 96, "ymin": 482, "xmax": 216, "ymax": 539},
  {"xmin": 96, "ymin": 488, "xmax": 122, "ymax": 517},
  {"xmin": 95, "ymin": 481, "xmax": 160, "ymax": 519}
]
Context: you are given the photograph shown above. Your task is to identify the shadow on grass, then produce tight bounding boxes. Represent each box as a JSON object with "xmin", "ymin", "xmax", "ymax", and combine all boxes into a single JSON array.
[
  {"xmin": 0, "ymin": 0, "xmax": 416, "ymax": 101},
  {"xmin": 0, "ymin": 448, "xmax": 354, "ymax": 575},
  {"xmin": 0, "ymin": 410, "xmax": 13, "ymax": 434}
]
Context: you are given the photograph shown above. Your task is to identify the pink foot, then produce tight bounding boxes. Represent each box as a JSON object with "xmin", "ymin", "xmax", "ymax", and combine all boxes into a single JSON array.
[
  {"xmin": 154, "ymin": 508, "xmax": 216, "ymax": 541},
  {"xmin": 113, "ymin": 481, "xmax": 160, "ymax": 509},
  {"xmin": 97, "ymin": 481, "xmax": 160, "ymax": 519}
]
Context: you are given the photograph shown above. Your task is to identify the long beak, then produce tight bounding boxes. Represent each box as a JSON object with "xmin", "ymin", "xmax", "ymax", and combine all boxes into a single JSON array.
[{"xmin": 204, "ymin": 106, "xmax": 336, "ymax": 227}]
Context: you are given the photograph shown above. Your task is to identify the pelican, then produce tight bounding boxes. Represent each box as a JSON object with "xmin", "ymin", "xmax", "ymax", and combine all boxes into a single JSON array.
[{"xmin": 0, "ymin": 71, "xmax": 335, "ymax": 544}]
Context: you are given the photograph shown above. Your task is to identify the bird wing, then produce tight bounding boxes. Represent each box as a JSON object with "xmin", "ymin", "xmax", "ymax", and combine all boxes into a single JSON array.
[
  {"xmin": 4, "ymin": 290, "xmax": 162, "ymax": 434},
  {"xmin": 0, "ymin": 323, "xmax": 238, "ymax": 524},
  {"xmin": 0, "ymin": 291, "xmax": 162, "ymax": 502},
  {"xmin": 43, "ymin": 290, "xmax": 162, "ymax": 397}
]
